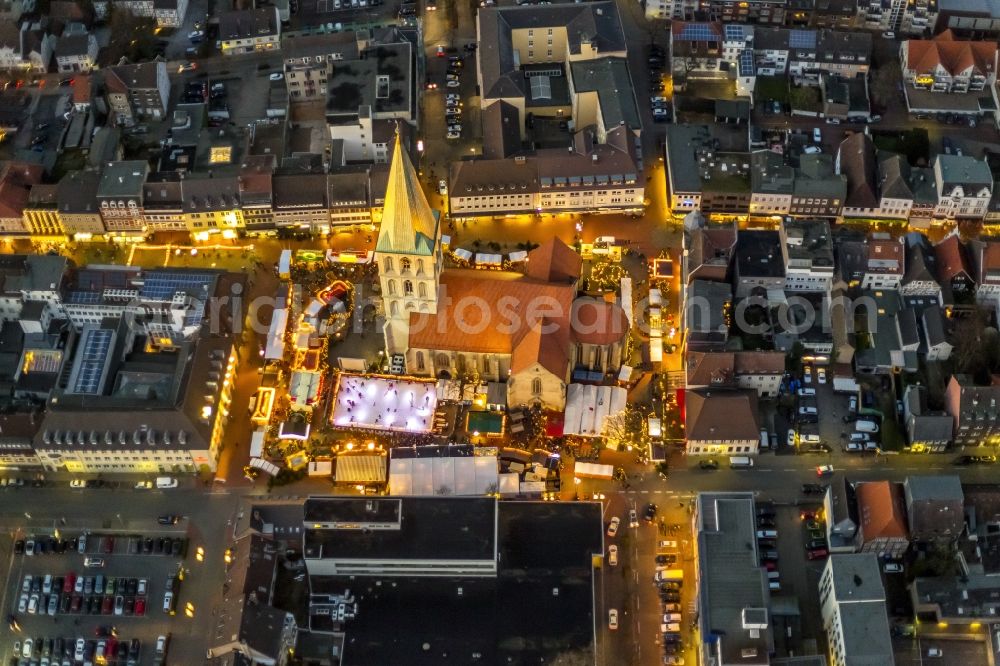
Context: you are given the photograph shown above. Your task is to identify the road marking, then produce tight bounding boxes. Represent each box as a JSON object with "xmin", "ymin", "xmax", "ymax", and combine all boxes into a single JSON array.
[{"xmin": 782, "ymin": 469, "xmax": 796, "ymax": 472}]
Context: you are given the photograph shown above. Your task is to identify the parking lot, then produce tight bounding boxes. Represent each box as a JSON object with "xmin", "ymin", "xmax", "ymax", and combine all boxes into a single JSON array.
[
  {"xmin": 2, "ymin": 524, "xmax": 193, "ymax": 665},
  {"xmin": 763, "ymin": 500, "xmax": 828, "ymax": 654}
]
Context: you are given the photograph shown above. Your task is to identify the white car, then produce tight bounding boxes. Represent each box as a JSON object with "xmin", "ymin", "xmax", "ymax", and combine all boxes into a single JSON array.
[
  {"xmin": 17, "ymin": 593, "xmax": 27, "ymax": 613},
  {"xmin": 137, "ymin": 578, "xmax": 148, "ymax": 595},
  {"xmin": 70, "ymin": 479, "xmax": 85, "ymax": 488},
  {"xmin": 446, "ymin": 80, "xmax": 461, "ymax": 88},
  {"xmin": 447, "ymin": 124, "xmax": 462, "ymax": 132},
  {"xmin": 445, "ymin": 93, "xmax": 460, "ymax": 100},
  {"xmin": 816, "ymin": 465, "xmax": 835, "ymax": 476},
  {"xmin": 882, "ymin": 31, "xmax": 896, "ymax": 39},
  {"xmin": 445, "ymin": 99, "xmax": 460, "ymax": 107},
  {"xmin": 22, "ymin": 639, "xmax": 32, "ymax": 659},
  {"xmin": 74, "ymin": 638, "xmax": 85, "ymax": 661},
  {"xmin": 608, "ymin": 545, "xmax": 618, "ymax": 566},
  {"xmin": 608, "ymin": 608, "xmax": 619, "ymax": 630},
  {"xmin": 27, "ymin": 593, "xmax": 38, "ymax": 614},
  {"xmin": 658, "ymin": 540, "xmax": 679, "ymax": 550},
  {"xmin": 446, "ymin": 131, "xmax": 461, "ymax": 139},
  {"xmin": 787, "ymin": 429, "xmax": 796, "ymax": 446},
  {"xmin": 628, "ymin": 509, "xmax": 639, "ymax": 528},
  {"xmin": 825, "ymin": 117, "xmax": 841, "ymax": 125},
  {"xmin": 21, "ymin": 575, "xmax": 31, "ymax": 593},
  {"xmin": 927, "ymin": 648, "xmax": 943, "ymax": 658},
  {"xmin": 650, "ymin": 96, "xmax": 668, "ymax": 104},
  {"xmin": 884, "ymin": 562, "xmax": 903, "ymax": 573},
  {"xmin": 812, "ymin": 127, "xmax": 822, "ymax": 143},
  {"xmin": 438, "ymin": 179, "xmax": 447, "ymax": 196},
  {"xmin": 187, "ymin": 30, "xmax": 204, "ymax": 40},
  {"xmin": 817, "ymin": 368, "xmax": 827, "ymax": 384},
  {"xmin": 607, "ymin": 516, "xmax": 620, "ymax": 537},
  {"xmin": 269, "ymin": 73, "xmax": 284, "ymax": 81}
]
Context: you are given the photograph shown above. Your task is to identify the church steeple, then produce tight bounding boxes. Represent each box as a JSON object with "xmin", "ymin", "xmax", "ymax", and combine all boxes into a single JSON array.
[{"xmin": 376, "ymin": 131, "xmax": 439, "ymax": 256}]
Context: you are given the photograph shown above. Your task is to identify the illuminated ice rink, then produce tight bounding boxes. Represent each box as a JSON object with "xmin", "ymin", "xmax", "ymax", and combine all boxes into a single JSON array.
[{"xmin": 331, "ymin": 374, "xmax": 437, "ymax": 433}]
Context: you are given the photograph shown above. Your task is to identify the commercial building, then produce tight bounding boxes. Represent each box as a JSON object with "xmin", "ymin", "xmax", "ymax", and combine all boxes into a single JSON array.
[
  {"xmin": 448, "ymin": 129, "xmax": 644, "ymax": 217},
  {"xmin": 686, "ymin": 351, "xmax": 785, "ymax": 398},
  {"xmin": 694, "ymin": 492, "xmax": 772, "ymax": 666},
  {"xmin": 818, "ymin": 554, "xmax": 893, "ymax": 666},
  {"xmin": 32, "ymin": 272, "xmax": 245, "ymax": 473},
  {"xmin": 665, "ymin": 124, "xmax": 752, "ymax": 215},
  {"xmin": 302, "ymin": 497, "xmax": 603, "ymax": 665}
]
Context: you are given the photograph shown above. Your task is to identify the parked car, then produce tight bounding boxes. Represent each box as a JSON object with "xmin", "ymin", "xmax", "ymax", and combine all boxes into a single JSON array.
[
  {"xmin": 607, "ymin": 517, "xmax": 620, "ymax": 537},
  {"xmin": 884, "ymin": 562, "xmax": 903, "ymax": 573},
  {"xmin": 608, "ymin": 545, "xmax": 618, "ymax": 566}
]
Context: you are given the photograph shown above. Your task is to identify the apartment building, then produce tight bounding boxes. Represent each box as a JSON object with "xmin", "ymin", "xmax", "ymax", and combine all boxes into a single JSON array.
[
  {"xmin": 54, "ymin": 29, "xmax": 97, "ymax": 73},
  {"xmin": 685, "ymin": 390, "xmax": 760, "ymax": 456},
  {"xmin": 96, "ymin": 161, "xmax": 148, "ymax": 234},
  {"xmin": 219, "ymin": 8, "xmax": 280, "ymax": 55},
  {"xmin": 932, "ymin": 154, "xmax": 992, "ymax": 220},
  {"xmin": 855, "ymin": 481, "xmax": 910, "ymax": 558},
  {"xmin": 945, "ymin": 374, "xmax": 1000, "ymax": 447},
  {"xmin": 780, "ymin": 218, "xmax": 834, "ymax": 292},
  {"xmin": 901, "ymin": 35, "xmax": 997, "ymax": 94},
  {"xmin": 860, "ymin": 234, "xmax": 904, "ymax": 290},
  {"xmin": 818, "ymin": 554, "xmax": 893, "ymax": 666},
  {"xmin": 0, "ymin": 161, "xmax": 42, "ymax": 235},
  {"xmin": 104, "ymin": 61, "xmax": 170, "ymax": 124},
  {"xmin": 281, "ymin": 32, "xmax": 357, "ymax": 102}
]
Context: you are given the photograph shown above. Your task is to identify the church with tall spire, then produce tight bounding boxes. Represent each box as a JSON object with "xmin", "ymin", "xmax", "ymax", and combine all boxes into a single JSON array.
[
  {"xmin": 374, "ymin": 132, "xmax": 443, "ymax": 354},
  {"xmin": 373, "ymin": 132, "xmax": 628, "ymax": 411}
]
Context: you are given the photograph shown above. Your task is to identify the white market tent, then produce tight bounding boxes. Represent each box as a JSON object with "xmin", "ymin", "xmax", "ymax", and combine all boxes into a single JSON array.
[
  {"xmin": 475, "ymin": 253, "xmax": 502, "ymax": 267},
  {"xmin": 250, "ymin": 457, "xmax": 281, "ymax": 476},
  {"xmin": 508, "ymin": 250, "xmax": 528, "ymax": 263},
  {"xmin": 574, "ymin": 461, "xmax": 614, "ymax": 479},
  {"xmin": 498, "ymin": 472, "xmax": 520, "ymax": 496},
  {"xmin": 389, "ymin": 456, "xmax": 498, "ymax": 496},
  {"xmin": 250, "ymin": 429, "xmax": 266, "ymax": 458},
  {"xmin": 454, "ymin": 248, "xmax": 474, "ymax": 262},
  {"xmin": 264, "ymin": 307, "xmax": 288, "ymax": 360},
  {"xmin": 621, "ymin": 277, "xmax": 633, "ymax": 326},
  {"xmin": 289, "ymin": 371, "xmax": 322, "ymax": 407},
  {"xmin": 562, "ymin": 383, "xmax": 627, "ymax": 437},
  {"xmin": 278, "ymin": 250, "xmax": 292, "ymax": 278},
  {"xmin": 650, "ymin": 338, "xmax": 663, "ymax": 363}
]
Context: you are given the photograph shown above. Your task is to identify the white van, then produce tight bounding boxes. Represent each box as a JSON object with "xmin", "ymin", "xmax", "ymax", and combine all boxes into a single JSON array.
[
  {"xmin": 156, "ymin": 477, "xmax": 178, "ymax": 489},
  {"xmin": 83, "ymin": 557, "xmax": 104, "ymax": 568},
  {"xmin": 801, "ymin": 433, "xmax": 821, "ymax": 445},
  {"xmin": 661, "ymin": 623, "xmax": 681, "ymax": 633},
  {"xmin": 796, "ymin": 388, "xmax": 816, "ymax": 397},
  {"xmin": 856, "ymin": 420, "xmax": 879, "ymax": 433},
  {"xmin": 760, "ymin": 429, "xmax": 769, "ymax": 451},
  {"xmin": 730, "ymin": 456, "xmax": 754, "ymax": 469}
]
